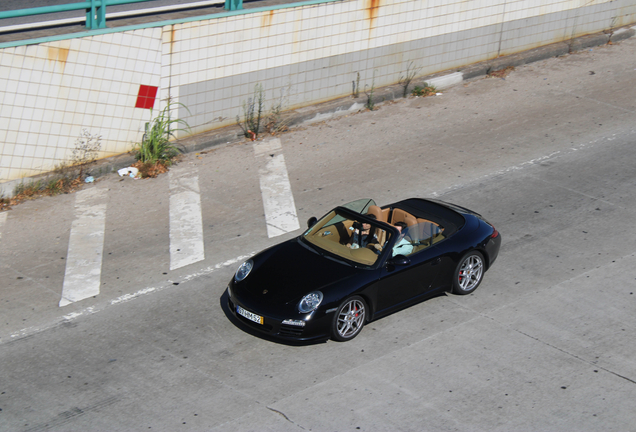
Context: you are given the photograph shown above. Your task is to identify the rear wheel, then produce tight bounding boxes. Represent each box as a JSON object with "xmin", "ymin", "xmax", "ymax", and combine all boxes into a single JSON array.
[
  {"xmin": 452, "ymin": 251, "xmax": 484, "ymax": 295},
  {"xmin": 332, "ymin": 296, "xmax": 367, "ymax": 342}
]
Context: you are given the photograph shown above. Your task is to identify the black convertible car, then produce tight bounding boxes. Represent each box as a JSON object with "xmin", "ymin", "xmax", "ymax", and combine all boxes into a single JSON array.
[{"xmin": 227, "ymin": 198, "xmax": 501, "ymax": 342}]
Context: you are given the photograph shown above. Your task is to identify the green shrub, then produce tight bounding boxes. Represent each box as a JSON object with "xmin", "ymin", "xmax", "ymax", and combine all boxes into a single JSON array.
[{"xmin": 136, "ymin": 100, "xmax": 191, "ymax": 163}]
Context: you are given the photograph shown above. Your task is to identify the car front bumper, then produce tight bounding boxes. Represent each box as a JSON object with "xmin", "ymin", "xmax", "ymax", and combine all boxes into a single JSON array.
[{"xmin": 226, "ymin": 286, "xmax": 333, "ymax": 342}]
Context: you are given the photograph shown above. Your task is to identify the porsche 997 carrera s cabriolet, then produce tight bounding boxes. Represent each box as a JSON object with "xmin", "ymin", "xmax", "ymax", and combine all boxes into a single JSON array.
[{"xmin": 227, "ymin": 198, "xmax": 501, "ymax": 342}]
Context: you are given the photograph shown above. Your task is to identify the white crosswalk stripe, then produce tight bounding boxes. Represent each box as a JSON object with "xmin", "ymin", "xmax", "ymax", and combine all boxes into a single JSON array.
[
  {"xmin": 59, "ymin": 187, "xmax": 107, "ymax": 307},
  {"xmin": 169, "ymin": 166, "xmax": 205, "ymax": 270},
  {"xmin": 254, "ymin": 138, "xmax": 300, "ymax": 238},
  {"xmin": 51, "ymin": 140, "xmax": 299, "ymax": 306}
]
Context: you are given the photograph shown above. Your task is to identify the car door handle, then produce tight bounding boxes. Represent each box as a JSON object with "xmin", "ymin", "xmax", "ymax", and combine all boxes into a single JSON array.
[{"xmin": 432, "ymin": 257, "xmax": 441, "ymax": 265}]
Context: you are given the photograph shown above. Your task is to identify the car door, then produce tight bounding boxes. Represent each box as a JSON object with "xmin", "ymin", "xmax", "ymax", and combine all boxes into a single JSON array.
[{"xmin": 374, "ymin": 246, "xmax": 442, "ymax": 315}]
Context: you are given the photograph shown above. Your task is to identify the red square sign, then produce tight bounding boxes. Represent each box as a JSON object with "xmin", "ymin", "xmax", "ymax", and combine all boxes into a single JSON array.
[{"xmin": 135, "ymin": 85, "xmax": 158, "ymax": 109}]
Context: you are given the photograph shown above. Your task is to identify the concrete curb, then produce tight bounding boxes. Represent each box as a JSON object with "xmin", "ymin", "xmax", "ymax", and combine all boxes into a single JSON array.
[
  {"xmin": 610, "ymin": 26, "xmax": 636, "ymax": 42},
  {"xmin": 2, "ymin": 25, "xmax": 634, "ymax": 198}
]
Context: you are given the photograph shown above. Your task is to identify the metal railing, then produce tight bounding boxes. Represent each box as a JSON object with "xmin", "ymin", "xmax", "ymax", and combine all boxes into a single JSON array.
[{"xmin": 0, "ymin": 0, "xmax": 241, "ymax": 32}]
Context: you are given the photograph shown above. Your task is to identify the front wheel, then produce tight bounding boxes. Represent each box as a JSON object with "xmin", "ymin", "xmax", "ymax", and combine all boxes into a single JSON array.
[
  {"xmin": 452, "ymin": 251, "xmax": 484, "ymax": 295},
  {"xmin": 332, "ymin": 296, "xmax": 367, "ymax": 342}
]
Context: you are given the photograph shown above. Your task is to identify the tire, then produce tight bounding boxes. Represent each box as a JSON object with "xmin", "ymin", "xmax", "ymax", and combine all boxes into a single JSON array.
[
  {"xmin": 452, "ymin": 251, "xmax": 485, "ymax": 295},
  {"xmin": 332, "ymin": 296, "xmax": 367, "ymax": 342}
]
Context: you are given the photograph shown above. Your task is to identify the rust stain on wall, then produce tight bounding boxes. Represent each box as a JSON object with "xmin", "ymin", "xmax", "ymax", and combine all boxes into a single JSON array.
[
  {"xmin": 262, "ymin": 10, "xmax": 275, "ymax": 28},
  {"xmin": 365, "ymin": 0, "xmax": 381, "ymax": 29},
  {"xmin": 58, "ymin": 48, "xmax": 69, "ymax": 65},
  {"xmin": 47, "ymin": 47, "xmax": 57, "ymax": 63},
  {"xmin": 171, "ymin": 26, "xmax": 177, "ymax": 54},
  {"xmin": 47, "ymin": 47, "xmax": 69, "ymax": 73}
]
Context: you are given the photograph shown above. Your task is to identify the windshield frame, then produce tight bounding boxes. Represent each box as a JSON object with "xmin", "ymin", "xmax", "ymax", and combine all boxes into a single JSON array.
[{"xmin": 301, "ymin": 206, "xmax": 399, "ymax": 269}]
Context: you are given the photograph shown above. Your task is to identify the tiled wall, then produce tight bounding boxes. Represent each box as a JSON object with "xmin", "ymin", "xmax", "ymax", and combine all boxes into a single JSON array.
[
  {"xmin": 1, "ymin": 0, "xmax": 634, "ymax": 192},
  {"xmin": 0, "ymin": 27, "xmax": 164, "ymax": 191}
]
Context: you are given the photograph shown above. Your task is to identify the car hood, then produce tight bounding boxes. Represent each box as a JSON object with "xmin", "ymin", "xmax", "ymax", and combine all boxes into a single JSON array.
[{"xmin": 238, "ymin": 239, "xmax": 360, "ymax": 307}]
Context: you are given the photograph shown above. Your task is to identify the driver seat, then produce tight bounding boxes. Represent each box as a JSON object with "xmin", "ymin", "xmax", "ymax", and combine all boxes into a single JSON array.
[{"xmin": 367, "ymin": 205, "xmax": 389, "ymax": 223}]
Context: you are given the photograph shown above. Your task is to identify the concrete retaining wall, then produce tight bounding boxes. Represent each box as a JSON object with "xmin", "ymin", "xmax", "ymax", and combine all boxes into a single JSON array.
[{"xmin": 1, "ymin": 0, "xmax": 635, "ymax": 191}]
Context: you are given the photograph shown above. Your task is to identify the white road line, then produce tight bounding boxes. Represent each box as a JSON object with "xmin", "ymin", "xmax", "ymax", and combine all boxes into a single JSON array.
[
  {"xmin": 169, "ymin": 166, "xmax": 205, "ymax": 270},
  {"xmin": 59, "ymin": 187, "xmax": 107, "ymax": 307},
  {"xmin": 9, "ymin": 251, "xmax": 257, "ymax": 341},
  {"xmin": 254, "ymin": 138, "xmax": 300, "ymax": 238}
]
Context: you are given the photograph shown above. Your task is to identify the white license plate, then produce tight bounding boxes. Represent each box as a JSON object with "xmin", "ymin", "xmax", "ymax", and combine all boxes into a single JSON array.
[{"xmin": 237, "ymin": 306, "xmax": 263, "ymax": 325}]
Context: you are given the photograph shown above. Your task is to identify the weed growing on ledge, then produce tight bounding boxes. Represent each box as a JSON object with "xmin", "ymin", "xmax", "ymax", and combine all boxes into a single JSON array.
[
  {"xmin": 352, "ymin": 72, "xmax": 360, "ymax": 98},
  {"xmin": 237, "ymin": 84, "xmax": 265, "ymax": 139},
  {"xmin": 135, "ymin": 100, "xmax": 190, "ymax": 166},
  {"xmin": 71, "ymin": 129, "xmax": 102, "ymax": 177},
  {"xmin": 364, "ymin": 71, "xmax": 378, "ymax": 111},
  {"xmin": 3, "ymin": 129, "xmax": 103, "ymax": 209},
  {"xmin": 265, "ymin": 83, "xmax": 293, "ymax": 135},
  {"xmin": 399, "ymin": 61, "xmax": 423, "ymax": 98}
]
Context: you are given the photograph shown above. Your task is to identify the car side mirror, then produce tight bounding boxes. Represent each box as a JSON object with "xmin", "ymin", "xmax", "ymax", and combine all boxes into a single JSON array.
[
  {"xmin": 307, "ymin": 217, "xmax": 317, "ymax": 228},
  {"xmin": 386, "ymin": 255, "xmax": 410, "ymax": 266}
]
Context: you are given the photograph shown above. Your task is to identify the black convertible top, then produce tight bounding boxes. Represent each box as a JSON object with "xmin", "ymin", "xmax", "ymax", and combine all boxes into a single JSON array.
[{"xmin": 386, "ymin": 198, "xmax": 466, "ymax": 237}]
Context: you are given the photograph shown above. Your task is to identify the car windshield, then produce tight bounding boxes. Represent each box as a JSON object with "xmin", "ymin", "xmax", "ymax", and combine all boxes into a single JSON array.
[
  {"xmin": 302, "ymin": 208, "xmax": 392, "ymax": 267},
  {"xmin": 340, "ymin": 198, "xmax": 376, "ymax": 214}
]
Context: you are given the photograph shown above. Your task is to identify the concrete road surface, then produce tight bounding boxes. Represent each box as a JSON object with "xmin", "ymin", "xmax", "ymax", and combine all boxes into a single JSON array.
[{"xmin": 0, "ymin": 38, "xmax": 635, "ymax": 431}]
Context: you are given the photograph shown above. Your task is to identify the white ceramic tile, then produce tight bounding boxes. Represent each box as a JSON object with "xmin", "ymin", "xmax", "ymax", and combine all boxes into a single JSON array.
[
  {"xmin": 104, "ymin": 92, "xmax": 117, "ymax": 106},
  {"xmin": 0, "ymin": 52, "xmax": 12, "ymax": 68},
  {"xmin": 10, "ymin": 53, "xmax": 24, "ymax": 69},
  {"xmin": 116, "ymin": 128, "xmax": 131, "ymax": 142},
  {"xmin": 10, "ymin": 155, "xmax": 24, "ymax": 168},
  {"xmin": 0, "ymin": 90, "xmax": 9, "ymax": 109},
  {"xmin": 53, "ymin": 146, "xmax": 68, "ymax": 160},
  {"xmin": 43, "ymin": 146, "xmax": 57, "ymax": 159},
  {"xmin": 11, "ymin": 92, "xmax": 26, "ymax": 110},
  {"xmin": 159, "ymin": 76, "xmax": 170, "ymax": 92},
  {"xmin": 15, "ymin": 129, "xmax": 28, "ymax": 144},
  {"xmin": 1, "ymin": 140, "xmax": 13, "ymax": 154},
  {"xmin": 195, "ymin": 69, "xmax": 208, "ymax": 82},
  {"xmin": 24, "ymin": 94, "xmax": 38, "ymax": 109},
  {"xmin": 5, "ymin": 132, "xmax": 18, "ymax": 150},
  {"xmin": 13, "ymin": 45, "xmax": 27, "ymax": 58},
  {"xmin": 23, "ymin": 144, "xmax": 36, "ymax": 158},
  {"xmin": 0, "ymin": 66, "xmax": 10, "ymax": 81}
]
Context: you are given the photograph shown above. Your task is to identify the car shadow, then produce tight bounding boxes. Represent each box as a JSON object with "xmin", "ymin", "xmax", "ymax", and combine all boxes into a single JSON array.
[{"xmin": 218, "ymin": 291, "xmax": 328, "ymax": 347}]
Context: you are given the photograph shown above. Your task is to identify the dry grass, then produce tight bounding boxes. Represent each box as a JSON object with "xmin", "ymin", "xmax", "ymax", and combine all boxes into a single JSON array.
[
  {"xmin": 488, "ymin": 66, "xmax": 515, "ymax": 78},
  {"xmin": 131, "ymin": 160, "xmax": 170, "ymax": 178},
  {"xmin": 412, "ymin": 84, "xmax": 437, "ymax": 97},
  {"xmin": 1, "ymin": 176, "xmax": 84, "ymax": 211}
]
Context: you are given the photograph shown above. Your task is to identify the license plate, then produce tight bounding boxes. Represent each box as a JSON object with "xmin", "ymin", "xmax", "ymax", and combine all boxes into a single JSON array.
[{"xmin": 237, "ymin": 306, "xmax": 263, "ymax": 325}]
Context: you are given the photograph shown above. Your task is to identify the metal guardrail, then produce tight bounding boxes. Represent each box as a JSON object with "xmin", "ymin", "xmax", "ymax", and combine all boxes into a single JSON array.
[{"xmin": 0, "ymin": 0, "xmax": 242, "ymax": 32}]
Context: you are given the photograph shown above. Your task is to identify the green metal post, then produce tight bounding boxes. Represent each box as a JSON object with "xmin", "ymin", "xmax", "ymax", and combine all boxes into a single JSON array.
[
  {"xmin": 86, "ymin": 0, "xmax": 106, "ymax": 29},
  {"xmin": 86, "ymin": 0, "xmax": 94, "ymax": 29},
  {"xmin": 224, "ymin": 0, "xmax": 243, "ymax": 11},
  {"xmin": 96, "ymin": 0, "xmax": 106, "ymax": 28}
]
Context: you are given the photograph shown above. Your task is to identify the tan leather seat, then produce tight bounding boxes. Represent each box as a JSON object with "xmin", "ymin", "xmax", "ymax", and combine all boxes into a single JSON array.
[
  {"xmin": 367, "ymin": 205, "xmax": 389, "ymax": 223},
  {"xmin": 390, "ymin": 208, "xmax": 417, "ymax": 228},
  {"xmin": 412, "ymin": 218, "xmax": 444, "ymax": 245},
  {"xmin": 365, "ymin": 206, "xmax": 389, "ymax": 251}
]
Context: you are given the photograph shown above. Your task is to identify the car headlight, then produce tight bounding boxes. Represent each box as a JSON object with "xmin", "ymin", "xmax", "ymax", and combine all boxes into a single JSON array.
[
  {"xmin": 298, "ymin": 291, "xmax": 323, "ymax": 313},
  {"xmin": 235, "ymin": 260, "xmax": 253, "ymax": 282}
]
